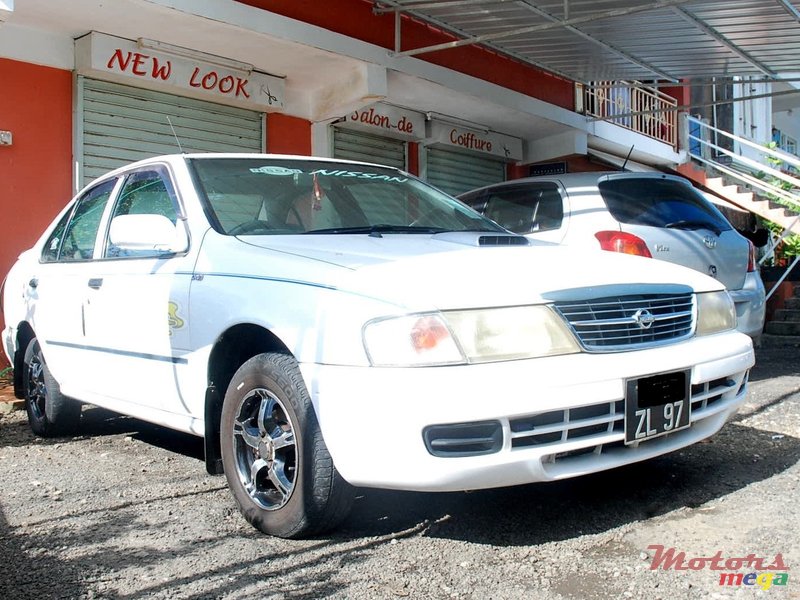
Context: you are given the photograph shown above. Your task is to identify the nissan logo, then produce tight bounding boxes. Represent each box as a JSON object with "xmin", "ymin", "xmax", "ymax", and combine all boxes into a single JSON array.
[
  {"xmin": 633, "ymin": 308, "xmax": 655, "ymax": 330},
  {"xmin": 703, "ymin": 235, "xmax": 717, "ymax": 249}
]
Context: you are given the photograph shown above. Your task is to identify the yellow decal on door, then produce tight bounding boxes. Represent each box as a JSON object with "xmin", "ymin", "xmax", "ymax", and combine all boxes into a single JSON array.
[{"xmin": 168, "ymin": 301, "xmax": 185, "ymax": 335}]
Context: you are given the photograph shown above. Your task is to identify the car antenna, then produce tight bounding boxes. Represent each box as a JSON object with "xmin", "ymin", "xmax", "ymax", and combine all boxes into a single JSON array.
[
  {"xmin": 166, "ymin": 116, "xmax": 184, "ymax": 154},
  {"xmin": 621, "ymin": 145, "xmax": 634, "ymax": 171}
]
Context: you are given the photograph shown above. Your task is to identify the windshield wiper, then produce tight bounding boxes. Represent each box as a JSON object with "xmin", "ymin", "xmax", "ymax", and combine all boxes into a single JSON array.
[
  {"xmin": 305, "ymin": 224, "xmax": 449, "ymax": 236},
  {"xmin": 664, "ymin": 219, "xmax": 722, "ymax": 236}
]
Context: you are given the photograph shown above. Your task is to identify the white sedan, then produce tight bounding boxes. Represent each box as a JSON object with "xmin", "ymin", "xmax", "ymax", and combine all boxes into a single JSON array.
[{"xmin": 2, "ymin": 154, "xmax": 754, "ymax": 538}]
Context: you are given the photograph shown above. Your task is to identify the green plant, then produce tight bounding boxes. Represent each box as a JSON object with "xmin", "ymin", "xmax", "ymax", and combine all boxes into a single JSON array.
[{"xmin": 755, "ymin": 142, "xmax": 800, "ymax": 262}]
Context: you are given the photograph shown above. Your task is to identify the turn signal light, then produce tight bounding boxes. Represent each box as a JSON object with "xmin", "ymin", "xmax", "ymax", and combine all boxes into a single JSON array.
[
  {"xmin": 595, "ymin": 231, "xmax": 652, "ymax": 258},
  {"xmin": 411, "ymin": 316, "xmax": 451, "ymax": 352}
]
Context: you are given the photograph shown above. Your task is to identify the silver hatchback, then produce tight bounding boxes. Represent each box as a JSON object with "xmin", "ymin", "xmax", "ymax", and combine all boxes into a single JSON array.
[{"xmin": 459, "ymin": 172, "xmax": 766, "ymax": 339}]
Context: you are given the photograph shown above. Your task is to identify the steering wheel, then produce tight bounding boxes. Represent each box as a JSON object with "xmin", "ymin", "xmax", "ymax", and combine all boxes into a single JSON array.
[{"xmin": 228, "ymin": 220, "xmax": 273, "ymax": 235}]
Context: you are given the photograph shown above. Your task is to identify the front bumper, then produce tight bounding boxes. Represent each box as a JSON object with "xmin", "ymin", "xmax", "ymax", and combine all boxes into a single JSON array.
[{"xmin": 301, "ymin": 331, "xmax": 754, "ymax": 492}]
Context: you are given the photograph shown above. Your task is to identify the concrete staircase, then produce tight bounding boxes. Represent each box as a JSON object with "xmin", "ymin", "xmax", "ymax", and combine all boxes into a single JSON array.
[
  {"xmin": 766, "ymin": 284, "xmax": 800, "ymax": 336},
  {"xmin": 677, "ymin": 118, "xmax": 800, "ymax": 338},
  {"xmin": 682, "ymin": 115, "xmax": 800, "ymax": 239},
  {"xmin": 676, "ymin": 162, "xmax": 800, "ymax": 236}
]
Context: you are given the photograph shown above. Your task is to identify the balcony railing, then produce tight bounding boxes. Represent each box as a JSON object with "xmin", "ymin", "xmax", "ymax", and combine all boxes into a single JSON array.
[{"xmin": 584, "ymin": 81, "xmax": 678, "ymax": 148}]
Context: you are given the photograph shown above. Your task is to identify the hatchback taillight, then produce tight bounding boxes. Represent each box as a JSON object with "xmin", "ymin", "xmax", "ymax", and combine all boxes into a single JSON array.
[
  {"xmin": 594, "ymin": 231, "xmax": 652, "ymax": 258},
  {"xmin": 747, "ymin": 239, "xmax": 757, "ymax": 272}
]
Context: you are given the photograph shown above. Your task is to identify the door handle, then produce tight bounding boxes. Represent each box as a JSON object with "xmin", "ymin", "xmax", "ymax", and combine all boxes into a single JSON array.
[
  {"xmin": 88, "ymin": 278, "xmax": 103, "ymax": 289},
  {"xmin": 28, "ymin": 278, "xmax": 38, "ymax": 289}
]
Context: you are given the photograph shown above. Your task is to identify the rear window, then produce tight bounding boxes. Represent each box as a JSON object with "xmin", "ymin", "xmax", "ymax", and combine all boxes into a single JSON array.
[{"xmin": 599, "ymin": 178, "xmax": 731, "ymax": 232}]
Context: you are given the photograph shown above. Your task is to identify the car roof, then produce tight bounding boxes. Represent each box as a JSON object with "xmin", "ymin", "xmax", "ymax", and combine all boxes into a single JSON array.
[{"xmin": 461, "ymin": 171, "xmax": 690, "ymax": 195}]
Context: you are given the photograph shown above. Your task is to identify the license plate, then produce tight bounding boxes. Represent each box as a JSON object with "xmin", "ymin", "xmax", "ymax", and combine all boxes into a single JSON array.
[{"xmin": 624, "ymin": 370, "xmax": 691, "ymax": 445}]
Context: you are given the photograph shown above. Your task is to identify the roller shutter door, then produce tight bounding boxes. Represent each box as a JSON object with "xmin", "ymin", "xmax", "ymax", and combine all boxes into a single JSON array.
[
  {"xmin": 426, "ymin": 148, "xmax": 505, "ymax": 196},
  {"xmin": 333, "ymin": 128, "xmax": 407, "ymax": 170},
  {"xmin": 79, "ymin": 77, "xmax": 263, "ymax": 186}
]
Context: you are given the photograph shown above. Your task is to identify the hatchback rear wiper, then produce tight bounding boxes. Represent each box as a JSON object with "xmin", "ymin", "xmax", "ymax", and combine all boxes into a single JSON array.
[
  {"xmin": 305, "ymin": 224, "xmax": 449, "ymax": 235},
  {"xmin": 664, "ymin": 220, "xmax": 722, "ymax": 236}
]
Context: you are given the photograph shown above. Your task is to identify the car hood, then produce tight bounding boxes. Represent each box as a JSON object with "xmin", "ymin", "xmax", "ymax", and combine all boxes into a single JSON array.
[{"xmin": 235, "ymin": 233, "xmax": 722, "ymax": 310}]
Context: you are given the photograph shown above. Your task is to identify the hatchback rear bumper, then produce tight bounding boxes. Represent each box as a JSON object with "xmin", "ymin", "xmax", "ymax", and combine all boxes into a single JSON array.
[{"xmin": 729, "ymin": 272, "xmax": 766, "ymax": 339}]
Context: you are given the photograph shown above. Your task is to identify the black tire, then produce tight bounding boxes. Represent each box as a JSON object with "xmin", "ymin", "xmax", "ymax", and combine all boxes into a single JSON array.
[
  {"xmin": 23, "ymin": 338, "xmax": 81, "ymax": 437},
  {"xmin": 220, "ymin": 353, "xmax": 354, "ymax": 538}
]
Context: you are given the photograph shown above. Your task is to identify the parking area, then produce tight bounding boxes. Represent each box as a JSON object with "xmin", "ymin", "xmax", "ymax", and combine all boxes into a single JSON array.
[{"xmin": 0, "ymin": 335, "xmax": 798, "ymax": 600}]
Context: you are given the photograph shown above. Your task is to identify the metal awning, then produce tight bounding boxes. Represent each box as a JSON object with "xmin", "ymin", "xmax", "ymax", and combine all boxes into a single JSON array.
[{"xmin": 375, "ymin": 0, "xmax": 800, "ymax": 83}]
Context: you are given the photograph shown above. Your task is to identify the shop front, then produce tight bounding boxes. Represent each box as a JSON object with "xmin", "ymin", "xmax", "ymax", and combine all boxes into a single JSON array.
[
  {"xmin": 423, "ymin": 120, "xmax": 523, "ymax": 196},
  {"xmin": 73, "ymin": 32, "xmax": 285, "ymax": 188},
  {"xmin": 332, "ymin": 103, "xmax": 426, "ymax": 172}
]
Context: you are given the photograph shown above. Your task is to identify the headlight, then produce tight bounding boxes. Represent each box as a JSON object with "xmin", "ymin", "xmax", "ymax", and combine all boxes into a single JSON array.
[
  {"xmin": 695, "ymin": 291, "xmax": 736, "ymax": 336},
  {"xmin": 363, "ymin": 314, "xmax": 463, "ymax": 366},
  {"xmin": 363, "ymin": 306, "xmax": 580, "ymax": 367}
]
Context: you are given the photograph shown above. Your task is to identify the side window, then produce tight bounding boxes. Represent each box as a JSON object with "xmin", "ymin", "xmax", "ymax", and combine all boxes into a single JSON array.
[
  {"xmin": 482, "ymin": 183, "xmax": 564, "ymax": 234},
  {"xmin": 106, "ymin": 168, "xmax": 180, "ymax": 258},
  {"xmin": 458, "ymin": 191, "xmax": 485, "ymax": 214},
  {"xmin": 56, "ymin": 180, "xmax": 117, "ymax": 262},
  {"xmin": 41, "ymin": 210, "xmax": 73, "ymax": 263}
]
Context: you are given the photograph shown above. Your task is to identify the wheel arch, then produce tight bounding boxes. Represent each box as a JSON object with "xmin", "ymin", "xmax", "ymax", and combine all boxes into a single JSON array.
[
  {"xmin": 13, "ymin": 322, "xmax": 36, "ymax": 399},
  {"xmin": 203, "ymin": 323, "xmax": 292, "ymax": 475}
]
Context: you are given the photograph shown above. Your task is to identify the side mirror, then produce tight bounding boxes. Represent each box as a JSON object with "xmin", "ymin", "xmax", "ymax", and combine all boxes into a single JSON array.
[{"xmin": 109, "ymin": 214, "xmax": 186, "ymax": 254}]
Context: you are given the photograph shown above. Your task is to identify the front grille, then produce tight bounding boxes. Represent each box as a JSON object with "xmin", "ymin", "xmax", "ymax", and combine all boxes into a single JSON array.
[
  {"xmin": 510, "ymin": 401, "xmax": 625, "ymax": 449},
  {"xmin": 427, "ymin": 372, "xmax": 746, "ymax": 462},
  {"xmin": 509, "ymin": 376, "xmax": 747, "ymax": 460},
  {"xmin": 691, "ymin": 377, "xmax": 736, "ymax": 412},
  {"xmin": 554, "ymin": 293, "xmax": 694, "ymax": 350}
]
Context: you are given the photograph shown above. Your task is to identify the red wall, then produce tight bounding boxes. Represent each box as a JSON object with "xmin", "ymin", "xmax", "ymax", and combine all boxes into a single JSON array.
[
  {"xmin": 266, "ymin": 113, "xmax": 312, "ymax": 155},
  {"xmin": 0, "ymin": 58, "xmax": 72, "ymax": 365},
  {"xmin": 237, "ymin": 0, "xmax": 575, "ymax": 109}
]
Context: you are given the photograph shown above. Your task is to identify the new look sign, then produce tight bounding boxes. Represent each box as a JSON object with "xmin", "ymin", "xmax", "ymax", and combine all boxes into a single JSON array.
[{"xmin": 75, "ymin": 32, "xmax": 285, "ymax": 112}]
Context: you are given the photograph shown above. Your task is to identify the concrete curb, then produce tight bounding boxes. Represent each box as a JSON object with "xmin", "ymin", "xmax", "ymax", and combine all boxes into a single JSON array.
[{"xmin": 758, "ymin": 333, "xmax": 800, "ymax": 349}]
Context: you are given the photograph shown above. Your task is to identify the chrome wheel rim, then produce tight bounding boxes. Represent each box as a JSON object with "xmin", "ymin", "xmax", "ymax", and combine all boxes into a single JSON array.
[
  {"xmin": 26, "ymin": 351, "xmax": 47, "ymax": 421},
  {"xmin": 232, "ymin": 388, "xmax": 297, "ymax": 510}
]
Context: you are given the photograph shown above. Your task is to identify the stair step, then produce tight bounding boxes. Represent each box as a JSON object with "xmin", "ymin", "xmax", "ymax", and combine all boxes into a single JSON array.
[
  {"xmin": 677, "ymin": 162, "xmax": 800, "ymax": 235},
  {"xmin": 760, "ymin": 333, "xmax": 800, "ymax": 348},
  {"xmin": 765, "ymin": 321, "xmax": 800, "ymax": 336},
  {"xmin": 773, "ymin": 309, "xmax": 800, "ymax": 322},
  {"xmin": 786, "ymin": 298, "xmax": 800, "ymax": 310}
]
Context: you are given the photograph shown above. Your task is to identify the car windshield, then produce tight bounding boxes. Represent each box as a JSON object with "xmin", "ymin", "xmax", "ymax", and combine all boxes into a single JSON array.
[
  {"xmin": 188, "ymin": 157, "xmax": 504, "ymax": 236},
  {"xmin": 598, "ymin": 178, "xmax": 732, "ymax": 234}
]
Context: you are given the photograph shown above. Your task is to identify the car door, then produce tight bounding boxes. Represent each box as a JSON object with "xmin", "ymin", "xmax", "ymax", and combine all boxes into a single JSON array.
[
  {"xmin": 30, "ymin": 178, "xmax": 120, "ymax": 396},
  {"xmin": 81, "ymin": 165, "xmax": 195, "ymax": 418}
]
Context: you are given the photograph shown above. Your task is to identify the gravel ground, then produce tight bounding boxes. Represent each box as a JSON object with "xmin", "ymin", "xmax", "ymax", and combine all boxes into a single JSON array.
[{"xmin": 1, "ymin": 336, "xmax": 798, "ymax": 600}]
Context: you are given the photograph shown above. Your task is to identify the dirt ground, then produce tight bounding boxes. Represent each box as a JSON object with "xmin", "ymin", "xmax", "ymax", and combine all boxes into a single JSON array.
[{"xmin": 0, "ymin": 336, "xmax": 798, "ymax": 599}]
